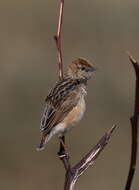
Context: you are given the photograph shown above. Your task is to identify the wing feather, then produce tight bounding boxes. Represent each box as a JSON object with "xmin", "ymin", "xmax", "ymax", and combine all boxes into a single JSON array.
[{"xmin": 40, "ymin": 78, "xmax": 81, "ymax": 134}]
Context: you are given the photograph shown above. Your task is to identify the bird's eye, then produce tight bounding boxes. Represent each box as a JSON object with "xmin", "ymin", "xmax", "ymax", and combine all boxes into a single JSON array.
[{"xmin": 81, "ymin": 67, "xmax": 86, "ymax": 71}]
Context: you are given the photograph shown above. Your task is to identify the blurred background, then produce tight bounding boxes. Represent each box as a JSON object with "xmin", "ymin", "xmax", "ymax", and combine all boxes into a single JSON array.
[{"xmin": 0, "ymin": 0, "xmax": 139, "ymax": 189}]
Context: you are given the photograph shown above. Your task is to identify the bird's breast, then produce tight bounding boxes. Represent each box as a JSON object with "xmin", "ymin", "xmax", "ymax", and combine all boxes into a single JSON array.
[{"xmin": 62, "ymin": 96, "xmax": 86, "ymax": 127}]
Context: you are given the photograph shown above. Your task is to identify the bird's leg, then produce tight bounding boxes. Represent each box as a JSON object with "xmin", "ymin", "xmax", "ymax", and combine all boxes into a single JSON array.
[{"xmin": 58, "ymin": 135, "xmax": 69, "ymax": 158}]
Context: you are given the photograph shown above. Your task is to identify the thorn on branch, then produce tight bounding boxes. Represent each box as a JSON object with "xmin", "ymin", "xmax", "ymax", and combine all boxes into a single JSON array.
[
  {"xmin": 127, "ymin": 51, "xmax": 139, "ymax": 78},
  {"xmin": 54, "ymin": 35, "xmax": 58, "ymax": 42}
]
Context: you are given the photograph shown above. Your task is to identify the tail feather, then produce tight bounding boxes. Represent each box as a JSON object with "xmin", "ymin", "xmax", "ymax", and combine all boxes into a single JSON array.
[
  {"xmin": 36, "ymin": 135, "xmax": 47, "ymax": 151},
  {"xmin": 36, "ymin": 133, "xmax": 52, "ymax": 151}
]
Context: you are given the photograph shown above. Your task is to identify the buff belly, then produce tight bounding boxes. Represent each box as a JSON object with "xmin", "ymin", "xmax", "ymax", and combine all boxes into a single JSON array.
[
  {"xmin": 63, "ymin": 97, "xmax": 86, "ymax": 126},
  {"xmin": 53, "ymin": 97, "xmax": 86, "ymax": 135}
]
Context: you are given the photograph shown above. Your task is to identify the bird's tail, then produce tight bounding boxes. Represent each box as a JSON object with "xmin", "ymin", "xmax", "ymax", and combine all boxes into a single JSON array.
[{"xmin": 36, "ymin": 134, "xmax": 51, "ymax": 151}]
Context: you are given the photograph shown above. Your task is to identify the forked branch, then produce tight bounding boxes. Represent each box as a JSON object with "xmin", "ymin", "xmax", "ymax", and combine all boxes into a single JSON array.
[
  {"xmin": 125, "ymin": 52, "xmax": 139, "ymax": 190},
  {"xmin": 59, "ymin": 125, "xmax": 117, "ymax": 190}
]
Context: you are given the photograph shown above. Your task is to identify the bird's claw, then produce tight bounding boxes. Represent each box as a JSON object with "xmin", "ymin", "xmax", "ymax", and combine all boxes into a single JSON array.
[{"xmin": 57, "ymin": 151, "xmax": 69, "ymax": 159}]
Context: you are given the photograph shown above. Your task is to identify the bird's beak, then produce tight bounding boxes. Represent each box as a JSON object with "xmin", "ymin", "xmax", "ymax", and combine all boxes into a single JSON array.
[{"xmin": 91, "ymin": 67, "xmax": 99, "ymax": 72}]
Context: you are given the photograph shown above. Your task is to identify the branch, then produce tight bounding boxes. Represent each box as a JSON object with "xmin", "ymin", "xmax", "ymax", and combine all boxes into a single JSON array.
[
  {"xmin": 125, "ymin": 52, "xmax": 139, "ymax": 190},
  {"xmin": 58, "ymin": 125, "xmax": 117, "ymax": 190},
  {"xmin": 54, "ymin": 0, "xmax": 64, "ymax": 80},
  {"xmin": 53, "ymin": 1, "xmax": 118, "ymax": 190}
]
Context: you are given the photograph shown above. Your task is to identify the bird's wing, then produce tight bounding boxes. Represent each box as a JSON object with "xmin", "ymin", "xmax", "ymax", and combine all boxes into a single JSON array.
[{"xmin": 40, "ymin": 78, "xmax": 80, "ymax": 134}]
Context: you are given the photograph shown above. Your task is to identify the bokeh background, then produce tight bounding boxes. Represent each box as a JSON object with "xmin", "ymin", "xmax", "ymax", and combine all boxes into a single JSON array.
[{"xmin": 0, "ymin": 0, "xmax": 139, "ymax": 189}]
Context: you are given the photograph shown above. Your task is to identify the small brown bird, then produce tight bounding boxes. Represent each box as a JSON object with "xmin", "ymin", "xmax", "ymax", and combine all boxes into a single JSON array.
[{"xmin": 37, "ymin": 58, "xmax": 97, "ymax": 151}]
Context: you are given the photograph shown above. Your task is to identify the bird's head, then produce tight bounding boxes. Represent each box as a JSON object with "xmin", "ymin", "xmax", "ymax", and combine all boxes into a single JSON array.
[{"xmin": 67, "ymin": 58, "xmax": 97, "ymax": 80}]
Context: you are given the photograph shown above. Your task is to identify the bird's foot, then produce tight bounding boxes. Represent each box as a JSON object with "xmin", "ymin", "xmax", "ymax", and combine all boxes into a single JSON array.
[
  {"xmin": 57, "ymin": 150, "xmax": 69, "ymax": 159},
  {"xmin": 58, "ymin": 135, "xmax": 69, "ymax": 159}
]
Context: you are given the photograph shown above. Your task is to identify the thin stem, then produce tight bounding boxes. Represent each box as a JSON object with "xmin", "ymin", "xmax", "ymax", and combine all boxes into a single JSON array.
[{"xmin": 54, "ymin": 0, "xmax": 64, "ymax": 80}]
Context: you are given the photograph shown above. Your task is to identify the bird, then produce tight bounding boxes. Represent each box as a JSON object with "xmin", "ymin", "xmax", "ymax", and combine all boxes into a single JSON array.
[{"xmin": 37, "ymin": 58, "xmax": 97, "ymax": 152}]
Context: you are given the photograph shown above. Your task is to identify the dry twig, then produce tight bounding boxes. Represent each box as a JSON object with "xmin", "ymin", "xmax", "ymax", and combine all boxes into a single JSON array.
[
  {"xmin": 60, "ymin": 125, "xmax": 117, "ymax": 190},
  {"xmin": 54, "ymin": 0, "xmax": 64, "ymax": 80},
  {"xmin": 125, "ymin": 52, "xmax": 139, "ymax": 190}
]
